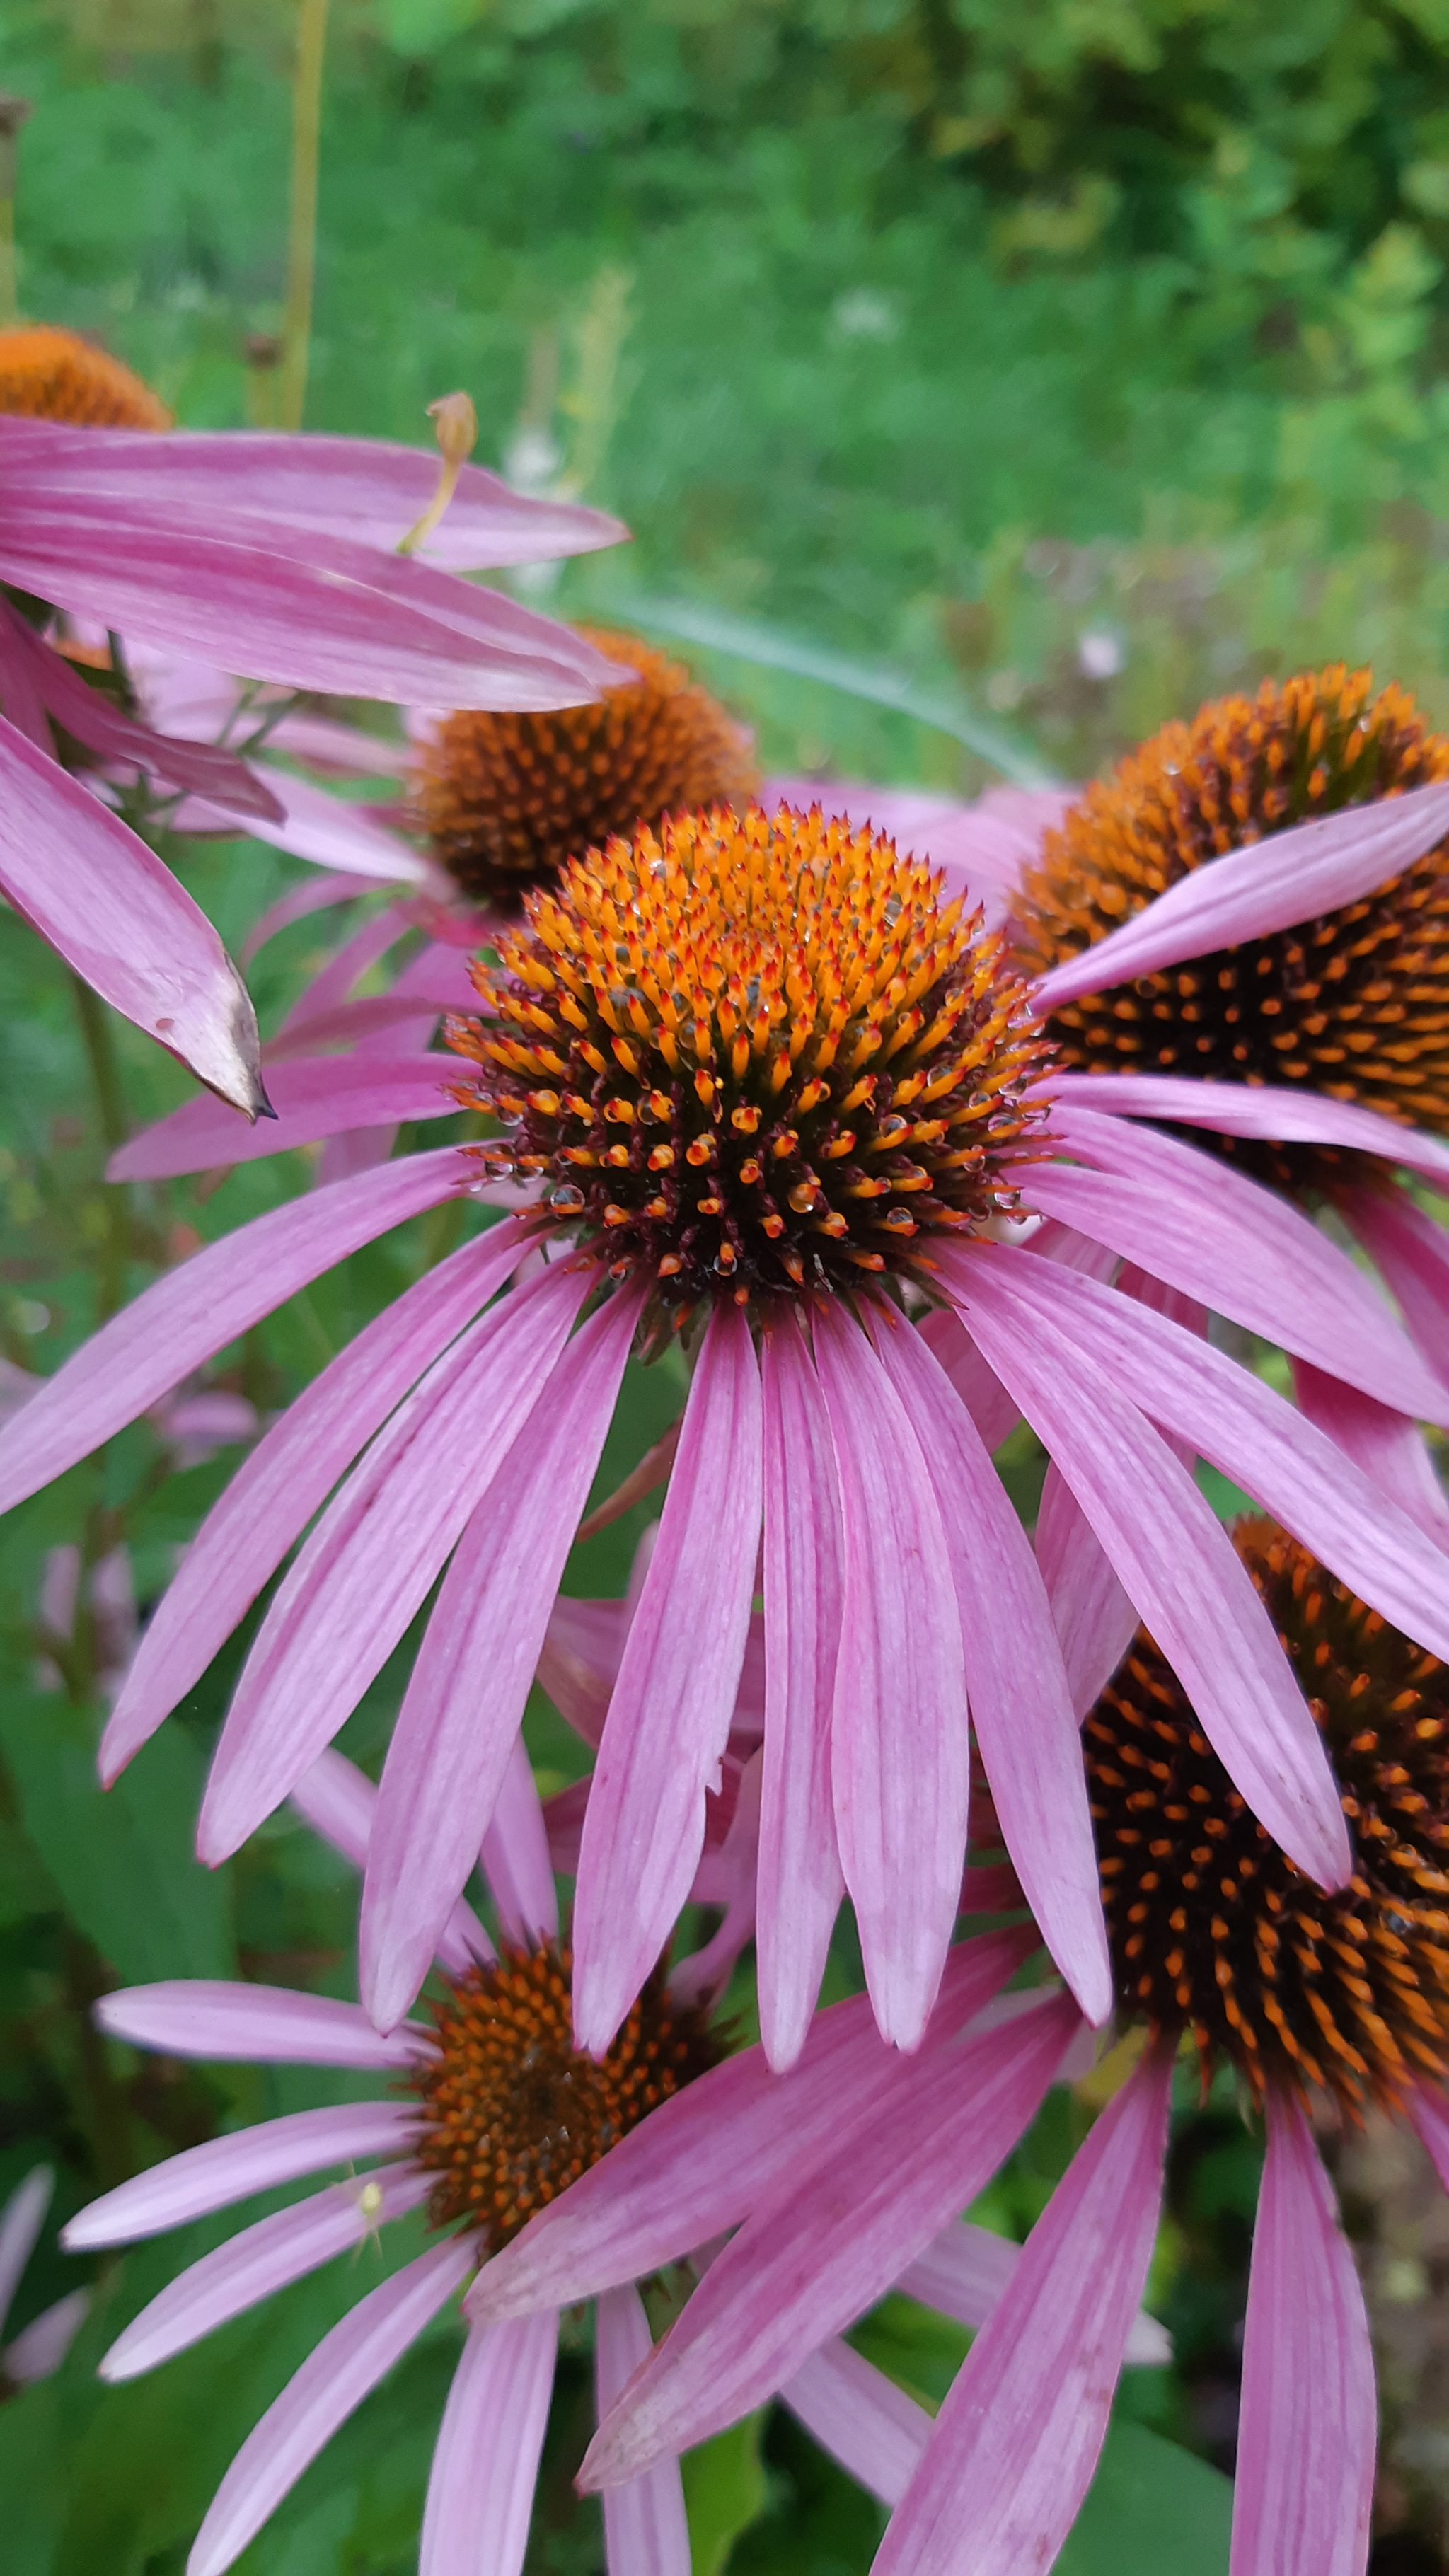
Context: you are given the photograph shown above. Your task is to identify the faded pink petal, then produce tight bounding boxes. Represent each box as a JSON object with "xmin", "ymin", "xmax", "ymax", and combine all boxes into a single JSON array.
[
  {"xmin": 1034, "ymin": 781, "xmax": 1449, "ymax": 1010},
  {"xmin": 241, "ymin": 871, "xmax": 369, "ymax": 964},
  {"xmin": 0, "ymin": 713, "xmax": 265, "ymax": 1112},
  {"xmin": 580, "ymin": 1988, "xmax": 1078, "ymax": 2488},
  {"xmin": 362, "ymin": 1292, "xmax": 635, "ymax": 2027},
  {"xmin": 896, "ymin": 2214, "xmax": 1169, "ymax": 2366},
  {"xmin": 756, "ymin": 1314, "xmax": 845, "ymax": 2068},
  {"xmin": 189, "ymin": 2239, "xmax": 473, "ymax": 2576},
  {"xmin": 62, "ymin": 2103, "xmax": 416, "ymax": 2248},
  {"xmin": 914, "ymin": 1307, "xmax": 1019, "ymax": 1452},
  {"xmin": 95, "ymin": 1981, "xmax": 431, "ymax": 2069},
  {"xmin": 596, "ymin": 2285, "xmax": 692, "ymax": 2576},
  {"xmin": 289, "ymin": 1747, "xmax": 492, "ymax": 1976},
  {"xmin": 4, "ymin": 2287, "xmax": 89, "ymax": 2384},
  {"xmin": 1292, "ymin": 1360, "xmax": 1449, "ymax": 1549},
  {"xmin": 108, "ymin": 1052, "xmax": 456, "ymax": 1181},
  {"xmin": 783, "ymin": 2337, "xmax": 928, "ymax": 2507},
  {"xmin": 100, "ymin": 2166, "xmax": 430, "ymax": 2380},
  {"xmin": 813, "ymin": 1303, "xmax": 970, "ymax": 2050},
  {"xmin": 1046, "ymin": 1071, "xmax": 1449, "ymax": 1191},
  {"xmin": 0, "ymin": 2167, "xmax": 53, "ymax": 2334},
  {"xmin": 199, "ymin": 1259, "xmax": 588, "ymax": 1862},
  {"xmin": 100, "ymin": 1218, "xmax": 529, "ymax": 1781},
  {"xmin": 1034, "ymin": 1463, "xmax": 1138, "ymax": 1718},
  {"xmin": 480, "ymin": 1732, "xmax": 560, "ymax": 1949},
  {"xmin": 873, "ymin": 2043, "xmax": 1173, "ymax": 2576},
  {"xmin": 1230, "ymin": 2093, "xmax": 1375, "ymax": 2576},
  {"xmin": 1342, "ymin": 1183, "xmax": 1449, "ymax": 1385},
  {"xmin": 573, "ymin": 1303, "xmax": 763, "ymax": 2057},
  {"xmin": 175, "ymin": 765, "xmax": 425, "ymax": 882},
  {"xmin": 420, "ymin": 2309, "xmax": 560, "ymax": 2576},
  {"xmin": 869, "ymin": 1307, "xmax": 1109, "ymax": 2025}
]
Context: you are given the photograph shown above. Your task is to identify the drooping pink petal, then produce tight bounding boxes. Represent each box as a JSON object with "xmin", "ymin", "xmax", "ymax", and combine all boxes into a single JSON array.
[
  {"xmin": 579, "ymin": 1990, "xmax": 1079, "ymax": 2489},
  {"xmin": 361, "ymin": 1288, "xmax": 635, "ymax": 2026},
  {"xmin": 62, "ymin": 2103, "xmax": 417, "ymax": 2249},
  {"xmin": 480, "ymin": 1731, "xmax": 561, "ymax": 1949},
  {"xmin": 1230, "ymin": 2092, "xmax": 1375, "ymax": 2576},
  {"xmin": 0, "ymin": 2167, "xmax": 53, "ymax": 2333},
  {"xmin": 895, "ymin": 2214, "xmax": 1169, "ymax": 2364},
  {"xmin": 100, "ymin": 2166, "xmax": 431, "ymax": 2380},
  {"xmin": 0, "ymin": 712, "xmax": 265, "ymax": 1112},
  {"xmin": 573, "ymin": 1304, "xmax": 763, "ymax": 2058},
  {"xmin": 200, "ymin": 1257, "xmax": 590, "ymax": 1863},
  {"xmin": 188, "ymin": 2239, "xmax": 473, "ymax": 2576},
  {"xmin": 872, "ymin": 2041, "xmax": 1173, "ymax": 2576},
  {"xmin": 175, "ymin": 766, "xmax": 426, "ymax": 883},
  {"xmin": 95, "ymin": 1981, "xmax": 432, "ymax": 2068},
  {"xmin": 868, "ymin": 1307, "xmax": 1110, "ymax": 2025},
  {"xmin": 812, "ymin": 1302, "xmax": 971, "ymax": 2050},
  {"xmin": 420, "ymin": 2308, "xmax": 559, "ymax": 2576},
  {"xmin": 1033, "ymin": 781, "xmax": 1449, "ymax": 1010},
  {"xmin": 1034, "ymin": 1464, "xmax": 1138, "ymax": 1717},
  {"xmin": 289, "ymin": 1747, "xmax": 492, "ymax": 1975},
  {"xmin": 100, "ymin": 1218, "xmax": 529, "ymax": 1781},
  {"xmin": 1341, "ymin": 1182, "xmax": 1449, "ymax": 1385},
  {"xmin": 241, "ymin": 871, "xmax": 369, "ymax": 965},
  {"xmin": 4, "ymin": 2287, "xmax": 90, "ymax": 2384},
  {"xmin": 1045, "ymin": 1070, "xmax": 1449, "ymax": 1190},
  {"xmin": 782, "ymin": 2337, "xmax": 929, "ymax": 2507},
  {"xmin": 1409, "ymin": 2086, "xmax": 1449, "ymax": 2189},
  {"xmin": 596, "ymin": 2285, "xmax": 692, "ymax": 2576},
  {"xmin": 0, "ymin": 1144, "xmax": 468, "ymax": 1516},
  {"xmin": 467, "ymin": 1928, "xmax": 1034, "ymax": 2328},
  {"xmin": 756, "ymin": 1314, "xmax": 845, "ymax": 2069},
  {"xmin": 0, "ymin": 418, "xmax": 625, "ymax": 570},
  {"xmin": 945, "ymin": 1246, "xmax": 1352, "ymax": 1888},
  {"xmin": 913, "ymin": 1307, "xmax": 1019, "ymax": 1451},
  {"xmin": 955, "ymin": 1241, "xmax": 1449, "ymax": 1663},
  {"xmin": 1034, "ymin": 1105, "xmax": 1448, "ymax": 1422},
  {"xmin": 1291, "ymin": 1359, "xmax": 1449, "ymax": 1548},
  {"xmin": 266, "ymin": 992, "xmax": 466, "ymax": 1061},
  {"xmin": 108, "ymin": 1053, "xmax": 456, "ymax": 1181}
]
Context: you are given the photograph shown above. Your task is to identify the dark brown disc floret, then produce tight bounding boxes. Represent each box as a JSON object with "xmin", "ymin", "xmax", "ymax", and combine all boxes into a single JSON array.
[
  {"xmin": 1010, "ymin": 666, "xmax": 1449, "ymax": 1196},
  {"xmin": 1087, "ymin": 1518, "xmax": 1449, "ymax": 2113},
  {"xmin": 412, "ymin": 625, "xmax": 758, "ymax": 911},
  {"xmin": 406, "ymin": 1941, "xmax": 722, "ymax": 2248},
  {"xmin": 447, "ymin": 801, "xmax": 1053, "ymax": 1323}
]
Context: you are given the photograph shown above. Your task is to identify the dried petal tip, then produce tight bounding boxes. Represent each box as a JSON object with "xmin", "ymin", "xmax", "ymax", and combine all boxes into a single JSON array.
[
  {"xmin": 0, "ymin": 325, "xmax": 171, "ymax": 429},
  {"xmin": 1013, "ymin": 664, "xmax": 1449, "ymax": 1195},
  {"xmin": 397, "ymin": 389, "xmax": 480, "ymax": 557}
]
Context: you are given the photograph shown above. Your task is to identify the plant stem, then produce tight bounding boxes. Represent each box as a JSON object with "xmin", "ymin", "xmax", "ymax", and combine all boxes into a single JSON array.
[
  {"xmin": 0, "ymin": 96, "xmax": 30, "ymax": 329},
  {"xmin": 69, "ymin": 974, "xmax": 132, "ymax": 1322},
  {"xmin": 279, "ymin": 0, "xmax": 329, "ymax": 433}
]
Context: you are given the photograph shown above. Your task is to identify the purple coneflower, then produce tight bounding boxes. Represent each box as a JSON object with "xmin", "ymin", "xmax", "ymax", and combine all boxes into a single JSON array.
[{"xmin": 0, "ymin": 324, "xmax": 625, "ymax": 1107}]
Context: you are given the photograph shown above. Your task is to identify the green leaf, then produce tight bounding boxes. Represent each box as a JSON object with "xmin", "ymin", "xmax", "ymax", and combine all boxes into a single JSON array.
[
  {"xmin": 1057, "ymin": 2420, "xmax": 1232, "ymax": 2574},
  {"xmin": 683, "ymin": 2411, "xmax": 769, "ymax": 2576},
  {"xmin": 0, "ymin": 1690, "xmax": 233, "ymax": 1983}
]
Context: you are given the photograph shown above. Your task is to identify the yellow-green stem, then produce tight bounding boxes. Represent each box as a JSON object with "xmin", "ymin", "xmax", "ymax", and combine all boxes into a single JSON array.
[{"xmin": 280, "ymin": 0, "xmax": 328, "ymax": 433}]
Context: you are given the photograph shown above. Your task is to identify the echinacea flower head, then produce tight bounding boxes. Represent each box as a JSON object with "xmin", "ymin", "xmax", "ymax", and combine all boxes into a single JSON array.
[
  {"xmin": 415, "ymin": 625, "xmax": 758, "ymax": 913},
  {"xmin": 0, "ymin": 323, "xmax": 173, "ymax": 429},
  {"xmin": 1012, "ymin": 665, "xmax": 1449, "ymax": 1194}
]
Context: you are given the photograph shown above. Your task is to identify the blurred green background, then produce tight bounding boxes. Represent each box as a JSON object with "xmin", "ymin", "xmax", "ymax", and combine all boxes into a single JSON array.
[{"xmin": 2, "ymin": 4, "xmax": 1449, "ymax": 2570}]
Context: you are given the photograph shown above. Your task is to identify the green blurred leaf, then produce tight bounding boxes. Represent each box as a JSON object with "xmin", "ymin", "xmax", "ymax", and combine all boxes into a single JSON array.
[
  {"xmin": 0, "ymin": 1692, "xmax": 233, "ymax": 1983},
  {"xmin": 1058, "ymin": 2420, "xmax": 1232, "ymax": 2573},
  {"xmin": 683, "ymin": 2411, "xmax": 768, "ymax": 2576}
]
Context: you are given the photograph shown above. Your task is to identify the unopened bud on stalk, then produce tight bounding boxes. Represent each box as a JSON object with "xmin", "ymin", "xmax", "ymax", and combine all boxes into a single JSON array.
[{"xmin": 398, "ymin": 389, "xmax": 479, "ymax": 557}]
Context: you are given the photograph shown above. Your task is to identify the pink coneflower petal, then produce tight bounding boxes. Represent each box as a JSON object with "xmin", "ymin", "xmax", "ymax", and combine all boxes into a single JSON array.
[
  {"xmin": 362, "ymin": 1290, "xmax": 636, "ymax": 2027},
  {"xmin": 872, "ymin": 2041, "xmax": 1173, "ymax": 2576},
  {"xmin": 0, "ymin": 2166, "xmax": 53, "ymax": 2330},
  {"xmin": 100, "ymin": 1220, "xmax": 528, "ymax": 1784},
  {"xmin": 897, "ymin": 2216, "xmax": 1172, "ymax": 2367},
  {"xmin": 1291, "ymin": 1360, "xmax": 1449, "ymax": 1548},
  {"xmin": 188, "ymin": 2237, "xmax": 473, "ymax": 2576},
  {"xmin": 1033, "ymin": 779, "xmax": 1449, "ymax": 1011},
  {"xmin": 266, "ymin": 991, "xmax": 466, "ymax": 1061},
  {"xmin": 971, "ymin": 1244, "xmax": 1449, "ymax": 1660},
  {"xmin": 468, "ymin": 1930, "xmax": 1034, "ymax": 2328},
  {"xmin": 951, "ymin": 1249, "xmax": 1351, "ymax": 1891},
  {"xmin": 0, "ymin": 714, "xmax": 265, "ymax": 1116},
  {"xmin": 1409, "ymin": 2086, "xmax": 1449, "ymax": 2188},
  {"xmin": 756, "ymin": 1313, "xmax": 845, "ymax": 2069},
  {"xmin": 1046, "ymin": 1071, "xmax": 1449, "ymax": 1189},
  {"xmin": 175, "ymin": 768, "xmax": 426, "ymax": 884},
  {"xmin": 915, "ymin": 1305, "xmax": 1020, "ymax": 1450},
  {"xmin": 1230, "ymin": 2093, "xmax": 1375, "ymax": 2576},
  {"xmin": 0, "ymin": 420, "xmax": 625, "ymax": 570},
  {"xmin": 480, "ymin": 1733, "xmax": 560, "ymax": 1949},
  {"xmin": 1037, "ymin": 1104, "xmax": 1448, "ymax": 1422},
  {"xmin": 1341, "ymin": 1182, "xmax": 1449, "ymax": 1382},
  {"xmin": 95, "ymin": 1981, "xmax": 432, "ymax": 2068},
  {"xmin": 108, "ymin": 1054, "xmax": 456, "ymax": 1182},
  {"xmin": 199, "ymin": 1258, "xmax": 590, "ymax": 1865},
  {"xmin": 573, "ymin": 1303, "xmax": 763, "ymax": 2058},
  {"xmin": 812, "ymin": 1303, "xmax": 970, "ymax": 2051},
  {"xmin": 579, "ymin": 1989, "xmax": 1078, "ymax": 2489},
  {"xmin": 0, "ymin": 1145, "xmax": 468, "ymax": 1516},
  {"xmin": 4, "ymin": 2287, "xmax": 90, "ymax": 2384},
  {"xmin": 783, "ymin": 2337, "xmax": 929, "ymax": 2507},
  {"xmin": 596, "ymin": 2285, "xmax": 692, "ymax": 2576},
  {"xmin": 420, "ymin": 2308, "xmax": 560, "ymax": 2576},
  {"xmin": 867, "ymin": 1307, "xmax": 1110, "ymax": 2026},
  {"xmin": 1035, "ymin": 1464, "xmax": 1138, "ymax": 1717},
  {"xmin": 241, "ymin": 872, "xmax": 371, "ymax": 966},
  {"xmin": 62, "ymin": 2103, "xmax": 417, "ymax": 2248},
  {"xmin": 289, "ymin": 1748, "xmax": 492, "ymax": 1975},
  {"xmin": 100, "ymin": 2166, "xmax": 431, "ymax": 2380}
]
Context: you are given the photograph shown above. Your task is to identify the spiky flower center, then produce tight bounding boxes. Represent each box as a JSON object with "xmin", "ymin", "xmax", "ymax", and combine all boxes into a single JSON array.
[
  {"xmin": 0, "ymin": 325, "xmax": 171, "ymax": 429},
  {"xmin": 1087, "ymin": 1518, "xmax": 1449, "ymax": 2113},
  {"xmin": 406, "ymin": 1942, "xmax": 720, "ymax": 2246},
  {"xmin": 412, "ymin": 625, "xmax": 757, "ymax": 911},
  {"xmin": 448, "ymin": 801, "xmax": 1051, "ymax": 1320},
  {"xmin": 1010, "ymin": 666, "xmax": 1449, "ymax": 1195}
]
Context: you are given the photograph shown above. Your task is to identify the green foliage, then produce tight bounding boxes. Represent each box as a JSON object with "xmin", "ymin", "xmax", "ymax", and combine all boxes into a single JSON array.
[{"xmin": 682, "ymin": 2413, "xmax": 770, "ymax": 2575}]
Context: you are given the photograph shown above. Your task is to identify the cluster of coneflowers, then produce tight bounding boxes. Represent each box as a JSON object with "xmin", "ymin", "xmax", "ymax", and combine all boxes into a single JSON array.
[{"xmin": 3, "ymin": 322, "xmax": 1449, "ymax": 2575}]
